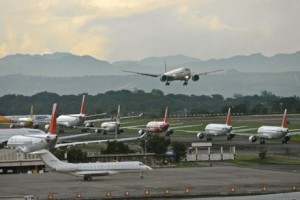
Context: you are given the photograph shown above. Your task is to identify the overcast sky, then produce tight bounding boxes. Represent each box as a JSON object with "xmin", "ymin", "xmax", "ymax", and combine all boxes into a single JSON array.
[{"xmin": 1, "ymin": 0, "xmax": 300, "ymax": 62}]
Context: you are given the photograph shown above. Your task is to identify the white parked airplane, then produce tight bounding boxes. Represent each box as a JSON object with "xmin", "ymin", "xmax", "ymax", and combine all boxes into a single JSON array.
[
  {"xmin": 123, "ymin": 62, "xmax": 223, "ymax": 85},
  {"xmin": 181, "ymin": 108, "xmax": 247, "ymax": 141},
  {"xmin": 47, "ymin": 95, "xmax": 106, "ymax": 133},
  {"xmin": 7, "ymin": 103, "xmax": 147, "ymax": 152},
  {"xmin": 91, "ymin": 105, "xmax": 143, "ymax": 135},
  {"xmin": 31, "ymin": 149, "xmax": 152, "ymax": 181},
  {"xmin": 238, "ymin": 109, "xmax": 300, "ymax": 144}
]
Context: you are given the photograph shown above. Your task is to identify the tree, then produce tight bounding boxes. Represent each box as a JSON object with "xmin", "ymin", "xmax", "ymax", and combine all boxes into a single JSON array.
[
  {"xmin": 102, "ymin": 141, "xmax": 133, "ymax": 154},
  {"xmin": 66, "ymin": 147, "xmax": 87, "ymax": 163},
  {"xmin": 172, "ymin": 141, "xmax": 187, "ymax": 162},
  {"xmin": 141, "ymin": 135, "xmax": 170, "ymax": 155}
]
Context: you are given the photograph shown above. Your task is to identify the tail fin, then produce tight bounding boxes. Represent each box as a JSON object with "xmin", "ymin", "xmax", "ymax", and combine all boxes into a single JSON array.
[
  {"xmin": 80, "ymin": 95, "xmax": 86, "ymax": 114},
  {"xmin": 48, "ymin": 103, "xmax": 58, "ymax": 134},
  {"xmin": 226, "ymin": 108, "xmax": 231, "ymax": 126},
  {"xmin": 30, "ymin": 105, "xmax": 34, "ymax": 121},
  {"xmin": 164, "ymin": 59, "xmax": 167, "ymax": 73},
  {"xmin": 116, "ymin": 105, "xmax": 121, "ymax": 124},
  {"xmin": 31, "ymin": 149, "xmax": 63, "ymax": 168},
  {"xmin": 281, "ymin": 109, "xmax": 287, "ymax": 128},
  {"xmin": 164, "ymin": 106, "xmax": 168, "ymax": 123}
]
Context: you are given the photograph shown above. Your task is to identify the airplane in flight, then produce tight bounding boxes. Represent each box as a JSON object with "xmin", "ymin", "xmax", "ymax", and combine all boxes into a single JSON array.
[
  {"xmin": 31, "ymin": 149, "xmax": 152, "ymax": 181},
  {"xmin": 46, "ymin": 95, "xmax": 106, "ymax": 133},
  {"xmin": 122, "ymin": 61, "xmax": 223, "ymax": 85},
  {"xmin": 237, "ymin": 109, "xmax": 300, "ymax": 144},
  {"xmin": 181, "ymin": 108, "xmax": 248, "ymax": 141},
  {"xmin": 0, "ymin": 106, "xmax": 51, "ymax": 129},
  {"xmin": 6, "ymin": 103, "xmax": 147, "ymax": 153}
]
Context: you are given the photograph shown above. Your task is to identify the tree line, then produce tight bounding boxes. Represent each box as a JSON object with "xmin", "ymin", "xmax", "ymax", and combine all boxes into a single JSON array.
[{"xmin": 0, "ymin": 90, "xmax": 299, "ymax": 117}]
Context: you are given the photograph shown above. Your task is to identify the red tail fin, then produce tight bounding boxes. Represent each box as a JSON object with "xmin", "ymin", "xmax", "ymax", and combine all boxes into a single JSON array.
[
  {"xmin": 226, "ymin": 108, "xmax": 231, "ymax": 125},
  {"xmin": 164, "ymin": 106, "xmax": 168, "ymax": 123},
  {"xmin": 48, "ymin": 103, "xmax": 58, "ymax": 134},
  {"xmin": 80, "ymin": 95, "xmax": 86, "ymax": 114},
  {"xmin": 281, "ymin": 109, "xmax": 287, "ymax": 128}
]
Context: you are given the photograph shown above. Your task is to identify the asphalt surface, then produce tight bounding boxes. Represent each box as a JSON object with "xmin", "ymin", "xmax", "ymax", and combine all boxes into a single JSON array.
[{"xmin": 0, "ymin": 115, "xmax": 300, "ymax": 199}]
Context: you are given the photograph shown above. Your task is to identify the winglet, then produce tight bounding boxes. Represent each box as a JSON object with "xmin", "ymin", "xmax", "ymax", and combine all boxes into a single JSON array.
[
  {"xmin": 281, "ymin": 109, "xmax": 287, "ymax": 128},
  {"xmin": 226, "ymin": 108, "xmax": 231, "ymax": 126},
  {"xmin": 80, "ymin": 95, "xmax": 86, "ymax": 114},
  {"xmin": 164, "ymin": 106, "xmax": 168, "ymax": 123},
  {"xmin": 48, "ymin": 103, "xmax": 58, "ymax": 134}
]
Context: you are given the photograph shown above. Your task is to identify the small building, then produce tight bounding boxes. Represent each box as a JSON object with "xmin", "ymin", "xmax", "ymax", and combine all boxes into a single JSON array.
[{"xmin": 186, "ymin": 143, "xmax": 235, "ymax": 161}]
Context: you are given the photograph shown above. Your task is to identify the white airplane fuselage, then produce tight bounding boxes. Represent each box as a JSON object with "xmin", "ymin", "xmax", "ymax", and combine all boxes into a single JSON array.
[
  {"xmin": 146, "ymin": 121, "xmax": 169, "ymax": 133},
  {"xmin": 164, "ymin": 67, "xmax": 191, "ymax": 81},
  {"xmin": 205, "ymin": 124, "xmax": 233, "ymax": 136},
  {"xmin": 257, "ymin": 126, "xmax": 289, "ymax": 139},
  {"xmin": 57, "ymin": 114, "xmax": 85, "ymax": 128},
  {"xmin": 0, "ymin": 128, "xmax": 45, "ymax": 143}
]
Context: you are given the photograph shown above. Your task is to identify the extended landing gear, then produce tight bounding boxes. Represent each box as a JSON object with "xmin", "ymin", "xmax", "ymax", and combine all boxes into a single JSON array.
[
  {"xmin": 259, "ymin": 138, "xmax": 266, "ymax": 144},
  {"xmin": 165, "ymin": 81, "xmax": 170, "ymax": 86},
  {"xmin": 140, "ymin": 172, "xmax": 144, "ymax": 179},
  {"xmin": 183, "ymin": 81, "xmax": 188, "ymax": 85}
]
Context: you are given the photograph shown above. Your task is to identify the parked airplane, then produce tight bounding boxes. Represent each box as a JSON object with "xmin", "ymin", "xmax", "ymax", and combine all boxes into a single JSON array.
[
  {"xmin": 31, "ymin": 149, "xmax": 152, "ymax": 181},
  {"xmin": 123, "ymin": 61, "xmax": 223, "ymax": 85},
  {"xmin": 0, "ymin": 106, "xmax": 50, "ymax": 129},
  {"xmin": 46, "ymin": 95, "xmax": 106, "ymax": 133},
  {"xmin": 91, "ymin": 105, "xmax": 143, "ymax": 135},
  {"xmin": 127, "ymin": 107, "xmax": 197, "ymax": 137},
  {"xmin": 182, "ymin": 108, "xmax": 248, "ymax": 141},
  {"xmin": 238, "ymin": 109, "xmax": 300, "ymax": 144},
  {"xmin": 7, "ymin": 104, "xmax": 147, "ymax": 152}
]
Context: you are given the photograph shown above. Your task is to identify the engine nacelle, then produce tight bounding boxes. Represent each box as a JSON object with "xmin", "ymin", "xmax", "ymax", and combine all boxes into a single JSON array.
[
  {"xmin": 95, "ymin": 129, "xmax": 101, "ymax": 134},
  {"xmin": 284, "ymin": 135, "xmax": 291, "ymax": 142},
  {"xmin": 138, "ymin": 129, "xmax": 146, "ymax": 135},
  {"xmin": 10, "ymin": 124, "xmax": 16, "ymax": 128},
  {"xmin": 160, "ymin": 75, "xmax": 167, "ymax": 82},
  {"xmin": 44, "ymin": 124, "xmax": 50, "ymax": 132},
  {"xmin": 249, "ymin": 135, "xmax": 257, "ymax": 143},
  {"xmin": 85, "ymin": 122, "xmax": 94, "ymax": 128},
  {"xmin": 192, "ymin": 75, "xmax": 199, "ymax": 81},
  {"xmin": 118, "ymin": 129, "xmax": 124, "ymax": 134},
  {"xmin": 197, "ymin": 132, "xmax": 204, "ymax": 139},
  {"xmin": 167, "ymin": 128, "xmax": 174, "ymax": 135}
]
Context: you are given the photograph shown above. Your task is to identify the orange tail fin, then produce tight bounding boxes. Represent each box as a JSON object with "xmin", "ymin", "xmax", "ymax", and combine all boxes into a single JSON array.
[
  {"xmin": 226, "ymin": 108, "xmax": 231, "ymax": 126},
  {"xmin": 164, "ymin": 106, "xmax": 168, "ymax": 123},
  {"xmin": 48, "ymin": 103, "xmax": 58, "ymax": 134},
  {"xmin": 281, "ymin": 109, "xmax": 287, "ymax": 128},
  {"xmin": 80, "ymin": 95, "xmax": 86, "ymax": 114}
]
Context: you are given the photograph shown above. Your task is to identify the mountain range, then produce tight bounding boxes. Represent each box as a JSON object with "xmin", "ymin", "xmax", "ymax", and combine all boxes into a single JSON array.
[{"xmin": 0, "ymin": 51, "xmax": 300, "ymax": 97}]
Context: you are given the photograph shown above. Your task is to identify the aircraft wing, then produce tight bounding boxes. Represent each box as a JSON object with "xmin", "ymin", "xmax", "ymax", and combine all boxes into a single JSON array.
[
  {"xmin": 122, "ymin": 70, "xmax": 161, "ymax": 77},
  {"xmin": 85, "ymin": 113, "xmax": 143, "ymax": 124},
  {"xmin": 73, "ymin": 170, "xmax": 119, "ymax": 177},
  {"xmin": 55, "ymin": 133, "xmax": 147, "ymax": 148},
  {"xmin": 195, "ymin": 69, "xmax": 223, "ymax": 76}
]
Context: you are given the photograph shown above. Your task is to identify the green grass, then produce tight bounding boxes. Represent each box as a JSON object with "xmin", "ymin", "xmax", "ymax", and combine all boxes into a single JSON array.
[{"xmin": 227, "ymin": 154, "xmax": 300, "ymax": 167}]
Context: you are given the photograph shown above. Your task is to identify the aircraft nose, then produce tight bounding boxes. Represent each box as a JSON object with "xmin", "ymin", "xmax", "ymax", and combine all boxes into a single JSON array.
[{"xmin": 147, "ymin": 166, "xmax": 153, "ymax": 170}]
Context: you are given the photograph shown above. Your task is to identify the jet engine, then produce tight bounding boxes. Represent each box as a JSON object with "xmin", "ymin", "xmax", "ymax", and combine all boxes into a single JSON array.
[
  {"xmin": 192, "ymin": 75, "xmax": 199, "ymax": 81},
  {"xmin": 249, "ymin": 135, "xmax": 257, "ymax": 143},
  {"xmin": 138, "ymin": 129, "xmax": 146, "ymax": 135},
  {"xmin": 44, "ymin": 124, "xmax": 50, "ymax": 132},
  {"xmin": 166, "ymin": 128, "xmax": 174, "ymax": 136},
  {"xmin": 9, "ymin": 124, "xmax": 16, "ymax": 128},
  {"xmin": 160, "ymin": 75, "xmax": 167, "ymax": 82},
  {"xmin": 84, "ymin": 122, "xmax": 94, "ymax": 128},
  {"xmin": 197, "ymin": 132, "xmax": 204, "ymax": 139},
  {"xmin": 118, "ymin": 129, "xmax": 124, "ymax": 134},
  {"xmin": 95, "ymin": 129, "xmax": 101, "ymax": 134}
]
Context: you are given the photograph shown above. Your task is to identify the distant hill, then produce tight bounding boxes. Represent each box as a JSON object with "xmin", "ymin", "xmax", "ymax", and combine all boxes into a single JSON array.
[
  {"xmin": 1, "ymin": 70, "xmax": 299, "ymax": 98},
  {"xmin": 1, "ymin": 51, "xmax": 300, "ymax": 77}
]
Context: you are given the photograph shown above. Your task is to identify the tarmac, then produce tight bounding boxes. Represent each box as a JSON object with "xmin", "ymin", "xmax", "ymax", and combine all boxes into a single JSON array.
[{"xmin": 0, "ymin": 164, "xmax": 300, "ymax": 199}]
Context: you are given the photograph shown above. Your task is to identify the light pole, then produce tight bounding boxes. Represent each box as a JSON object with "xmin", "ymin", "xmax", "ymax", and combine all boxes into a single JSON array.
[
  {"xmin": 280, "ymin": 102, "xmax": 283, "ymax": 113},
  {"xmin": 145, "ymin": 140, "xmax": 148, "ymax": 162}
]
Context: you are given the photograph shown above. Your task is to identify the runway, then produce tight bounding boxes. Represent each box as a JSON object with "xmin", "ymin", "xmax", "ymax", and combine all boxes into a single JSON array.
[{"xmin": 0, "ymin": 164, "xmax": 300, "ymax": 199}]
